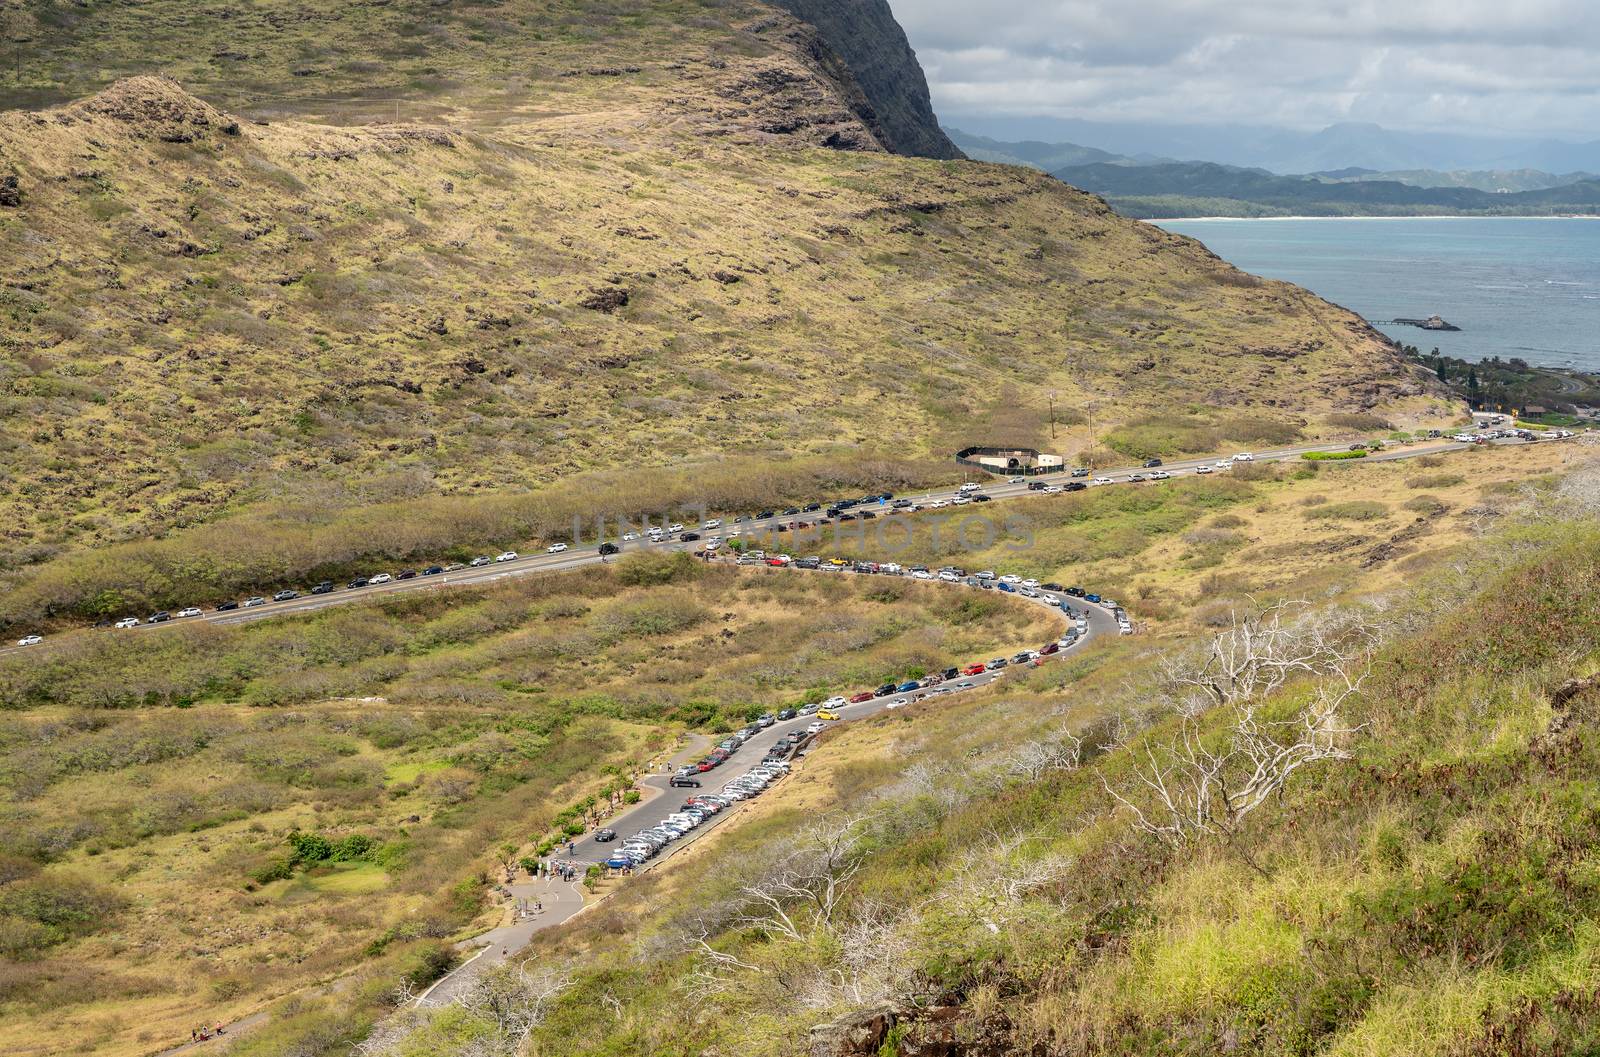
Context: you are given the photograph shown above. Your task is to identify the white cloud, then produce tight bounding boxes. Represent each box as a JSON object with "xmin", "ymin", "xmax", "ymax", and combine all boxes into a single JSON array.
[{"xmin": 893, "ymin": 0, "xmax": 1600, "ymax": 139}]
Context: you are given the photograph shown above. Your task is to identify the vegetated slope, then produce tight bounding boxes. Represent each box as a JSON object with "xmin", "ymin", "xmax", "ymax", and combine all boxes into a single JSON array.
[
  {"xmin": 0, "ymin": 0, "xmax": 1435, "ymax": 624},
  {"xmin": 1056, "ymin": 159, "xmax": 1600, "ymax": 218},
  {"xmin": 0, "ymin": 555, "xmax": 1058, "ymax": 1057},
  {"xmin": 380, "ymin": 484, "xmax": 1600, "ymax": 1057}
]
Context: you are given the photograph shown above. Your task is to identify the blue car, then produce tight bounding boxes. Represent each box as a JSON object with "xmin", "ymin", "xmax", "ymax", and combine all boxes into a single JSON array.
[
  {"xmin": 605, "ymin": 856, "xmax": 632, "ymax": 870},
  {"xmin": 997, "ymin": 582, "xmax": 1015, "ymax": 593},
  {"xmin": 896, "ymin": 681, "xmax": 920, "ymax": 693},
  {"xmin": 1085, "ymin": 593, "xmax": 1101, "ymax": 603}
]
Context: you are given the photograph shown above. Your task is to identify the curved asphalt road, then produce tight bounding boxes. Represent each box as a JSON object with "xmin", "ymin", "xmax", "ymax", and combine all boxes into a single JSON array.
[
  {"xmin": 414, "ymin": 560, "xmax": 1115, "ymax": 1007},
  {"xmin": 0, "ymin": 432, "xmax": 1565, "ymax": 659}
]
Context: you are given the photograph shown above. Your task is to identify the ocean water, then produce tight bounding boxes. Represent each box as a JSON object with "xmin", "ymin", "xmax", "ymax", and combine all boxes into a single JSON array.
[{"xmin": 1151, "ymin": 217, "xmax": 1600, "ymax": 371}]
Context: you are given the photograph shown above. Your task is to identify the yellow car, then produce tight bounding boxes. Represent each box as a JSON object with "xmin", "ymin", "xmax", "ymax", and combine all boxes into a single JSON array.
[{"xmin": 817, "ymin": 709, "xmax": 839, "ymax": 721}]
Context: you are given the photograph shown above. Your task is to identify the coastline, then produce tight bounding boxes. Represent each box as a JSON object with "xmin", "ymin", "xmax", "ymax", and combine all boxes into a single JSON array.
[{"xmin": 1150, "ymin": 214, "xmax": 1600, "ymax": 223}]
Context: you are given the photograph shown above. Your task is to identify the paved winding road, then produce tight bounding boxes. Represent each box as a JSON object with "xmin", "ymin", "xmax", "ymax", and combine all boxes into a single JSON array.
[
  {"xmin": 413, "ymin": 562, "xmax": 1114, "ymax": 1008},
  {"xmin": 0, "ymin": 433, "xmax": 1564, "ymax": 658}
]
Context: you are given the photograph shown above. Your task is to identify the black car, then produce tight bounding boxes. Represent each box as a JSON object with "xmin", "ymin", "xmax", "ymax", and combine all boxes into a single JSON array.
[
  {"xmin": 1066, "ymin": 586, "xmax": 1085, "ymax": 597},
  {"xmin": 802, "ymin": 502, "xmax": 821, "ymax": 512},
  {"xmin": 594, "ymin": 829, "xmax": 617, "ymax": 843},
  {"xmin": 859, "ymin": 510, "xmax": 876, "ymax": 519},
  {"xmin": 669, "ymin": 776, "xmax": 701, "ymax": 788},
  {"xmin": 311, "ymin": 581, "xmax": 334, "ymax": 594},
  {"xmin": 348, "ymin": 577, "xmax": 370, "ymax": 589},
  {"xmin": 1144, "ymin": 458, "xmax": 1163, "ymax": 468},
  {"xmin": 777, "ymin": 708, "xmax": 797, "ymax": 720},
  {"xmin": 680, "ymin": 532, "xmax": 701, "ymax": 541},
  {"xmin": 396, "ymin": 570, "xmax": 417, "ymax": 580},
  {"xmin": 973, "ymin": 494, "xmax": 992, "ymax": 503},
  {"xmin": 875, "ymin": 683, "xmax": 897, "ymax": 697},
  {"xmin": 423, "ymin": 566, "xmax": 444, "ymax": 575},
  {"xmin": 215, "ymin": 600, "xmax": 239, "ymax": 612},
  {"xmin": 941, "ymin": 667, "xmax": 959, "ymax": 680},
  {"xmin": 1064, "ymin": 482, "xmax": 1087, "ymax": 492},
  {"xmin": 757, "ymin": 510, "xmax": 775, "ymax": 519},
  {"xmin": 598, "ymin": 542, "xmax": 620, "ymax": 556},
  {"xmin": 273, "ymin": 589, "xmax": 299, "ymax": 602},
  {"xmin": 781, "ymin": 507, "xmax": 800, "ymax": 516},
  {"xmin": 1042, "ymin": 583, "xmax": 1063, "ymax": 591}
]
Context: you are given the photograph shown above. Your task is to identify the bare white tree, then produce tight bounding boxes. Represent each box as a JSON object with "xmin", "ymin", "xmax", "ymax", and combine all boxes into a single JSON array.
[
  {"xmin": 1000, "ymin": 730, "xmax": 1084, "ymax": 782},
  {"xmin": 684, "ymin": 814, "xmax": 874, "ymax": 999},
  {"xmin": 452, "ymin": 962, "xmax": 574, "ymax": 1053},
  {"xmin": 1105, "ymin": 601, "xmax": 1385, "ymax": 871}
]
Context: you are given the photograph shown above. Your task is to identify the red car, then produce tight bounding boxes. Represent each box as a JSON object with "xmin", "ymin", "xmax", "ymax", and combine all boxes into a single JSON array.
[
  {"xmin": 1040, "ymin": 642, "xmax": 1060, "ymax": 655},
  {"xmin": 767, "ymin": 558, "xmax": 787, "ymax": 566},
  {"xmin": 848, "ymin": 691, "xmax": 874, "ymax": 704},
  {"xmin": 696, "ymin": 760, "xmax": 717, "ymax": 772},
  {"xmin": 963, "ymin": 663, "xmax": 987, "ymax": 676}
]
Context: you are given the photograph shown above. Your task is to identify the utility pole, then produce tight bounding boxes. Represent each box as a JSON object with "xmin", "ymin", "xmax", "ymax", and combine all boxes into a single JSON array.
[{"xmin": 1047, "ymin": 390, "xmax": 1057, "ymax": 440}]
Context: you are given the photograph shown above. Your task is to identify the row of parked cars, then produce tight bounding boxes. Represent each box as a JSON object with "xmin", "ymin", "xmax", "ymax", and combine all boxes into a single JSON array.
[
  {"xmin": 605, "ymin": 756, "xmax": 797, "ymax": 869},
  {"xmin": 598, "ymin": 555, "xmax": 1113, "ymax": 870},
  {"xmin": 77, "ymin": 547, "xmax": 591, "ymax": 635}
]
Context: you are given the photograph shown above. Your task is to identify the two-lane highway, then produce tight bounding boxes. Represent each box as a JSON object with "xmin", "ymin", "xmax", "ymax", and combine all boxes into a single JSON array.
[{"xmin": 0, "ymin": 431, "xmax": 1567, "ymax": 658}]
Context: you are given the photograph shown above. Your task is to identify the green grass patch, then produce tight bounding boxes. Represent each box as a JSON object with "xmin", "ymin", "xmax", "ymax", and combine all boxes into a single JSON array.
[{"xmin": 1303, "ymin": 500, "xmax": 1389, "ymax": 521}]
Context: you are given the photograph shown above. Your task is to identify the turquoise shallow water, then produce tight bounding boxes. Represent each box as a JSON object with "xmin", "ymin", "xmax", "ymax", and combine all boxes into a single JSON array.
[{"xmin": 1152, "ymin": 217, "xmax": 1600, "ymax": 370}]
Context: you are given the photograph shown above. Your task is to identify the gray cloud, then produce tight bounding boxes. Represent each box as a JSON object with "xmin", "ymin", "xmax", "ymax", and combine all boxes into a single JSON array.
[{"xmin": 892, "ymin": 0, "xmax": 1600, "ymax": 139}]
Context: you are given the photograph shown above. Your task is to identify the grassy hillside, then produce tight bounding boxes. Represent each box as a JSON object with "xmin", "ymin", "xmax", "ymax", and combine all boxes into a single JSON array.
[
  {"xmin": 0, "ymin": 0, "xmax": 1440, "ymax": 628},
  {"xmin": 0, "ymin": 555, "xmax": 1058, "ymax": 1057},
  {"xmin": 352, "ymin": 468, "xmax": 1600, "ymax": 1056}
]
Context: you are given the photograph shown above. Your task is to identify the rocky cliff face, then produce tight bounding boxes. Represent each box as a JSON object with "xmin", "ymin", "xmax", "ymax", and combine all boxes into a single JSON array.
[{"xmin": 765, "ymin": 0, "xmax": 963, "ymax": 159}]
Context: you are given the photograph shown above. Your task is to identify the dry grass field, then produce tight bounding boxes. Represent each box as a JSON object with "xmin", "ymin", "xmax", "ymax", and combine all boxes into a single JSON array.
[
  {"xmin": 0, "ymin": 556, "xmax": 1058, "ymax": 1056},
  {"xmin": 0, "ymin": 0, "xmax": 1441, "ymax": 627}
]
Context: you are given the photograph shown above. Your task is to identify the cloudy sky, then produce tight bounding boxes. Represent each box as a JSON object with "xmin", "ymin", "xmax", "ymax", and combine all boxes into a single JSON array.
[{"xmin": 892, "ymin": 0, "xmax": 1600, "ymax": 140}]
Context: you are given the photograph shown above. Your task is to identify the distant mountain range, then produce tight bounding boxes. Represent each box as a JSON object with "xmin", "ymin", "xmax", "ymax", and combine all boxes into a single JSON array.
[
  {"xmin": 1050, "ymin": 161, "xmax": 1600, "ymax": 218},
  {"xmin": 945, "ymin": 128, "xmax": 1600, "ymax": 218},
  {"xmin": 946, "ymin": 117, "xmax": 1600, "ymax": 174}
]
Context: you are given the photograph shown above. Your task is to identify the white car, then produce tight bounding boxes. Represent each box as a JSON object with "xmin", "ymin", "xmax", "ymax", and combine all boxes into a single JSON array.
[
  {"xmin": 177, "ymin": 607, "xmax": 203, "ymax": 618},
  {"xmin": 1007, "ymin": 476, "xmax": 1025, "ymax": 484},
  {"xmin": 1093, "ymin": 477, "xmax": 1114, "ymax": 486},
  {"xmin": 1195, "ymin": 465, "xmax": 1213, "ymax": 475},
  {"xmin": 622, "ymin": 532, "xmax": 640, "ymax": 542},
  {"xmin": 668, "ymin": 523, "xmax": 685, "ymax": 533},
  {"xmin": 998, "ymin": 574, "xmax": 1022, "ymax": 585},
  {"xmin": 547, "ymin": 543, "xmax": 567, "ymax": 554},
  {"xmin": 930, "ymin": 499, "xmax": 951, "ymax": 508},
  {"xmin": 911, "ymin": 570, "xmax": 934, "ymax": 580},
  {"xmin": 114, "ymin": 617, "xmax": 140, "ymax": 629},
  {"xmin": 495, "ymin": 551, "xmax": 519, "ymax": 562},
  {"xmin": 243, "ymin": 596, "xmax": 267, "ymax": 607},
  {"xmin": 369, "ymin": 573, "xmax": 393, "ymax": 585},
  {"xmin": 1043, "ymin": 485, "xmax": 1062, "ymax": 494},
  {"xmin": 1021, "ymin": 578, "xmax": 1040, "ymax": 588},
  {"xmin": 16, "ymin": 635, "xmax": 42, "ymax": 647},
  {"xmin": 885, "ymin": 698, "xmax": 908, "ymax": 710},
  {"xmin": 702, "ymin": 519, "xmax": 721, "ymax": 530},
  {"xmin": 1234, "ymin": 452, "xmax": 1255, "ymax": 461},
  {"xmin": 1150, "ymin": 471, "xmax": 1172, "ymax": 480},
  {"xmin": 951, "ymin": 496, "xmax": 972, "ymax": 505},
  {"xmin": 470, "ymin": 556, "xmax": 492, "ymax": 567},
  {"xmin": 938, "ymin": 571, "xmax": 959, "ymax": 582},
  {"xmin": 821, "ymin": 696, "xmax": 847, "ymax": 709},
  {"xmin": 1214, "ymin": 460, "xmax": 1233, "ymax": 470}
]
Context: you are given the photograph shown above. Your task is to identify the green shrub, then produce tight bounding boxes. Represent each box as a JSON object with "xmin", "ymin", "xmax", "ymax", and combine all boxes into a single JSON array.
[
  {"xmin": 1304, "ymin": 500, "xmax": 1388, "ymax": 521},
  {"xmin": 1302, "ymin": 450, "xmax": 1368, "ymax": 461},
  {"xmin": 1406, "ymin": 473, "xmax": 1464, "ymax": 489},
  {"xmin": 401, "ymin": 942, "xmax": 458, "ymax": 990}
]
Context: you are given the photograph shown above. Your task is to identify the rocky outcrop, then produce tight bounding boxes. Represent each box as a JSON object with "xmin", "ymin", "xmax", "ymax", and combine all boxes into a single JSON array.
[
  {"xmin": 765, "ymin": 0, "xmax": 962, "ymax": 160},
  {"xmin": 0, "ymin": 175, "xmax": 19, "ymax": 208}
]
